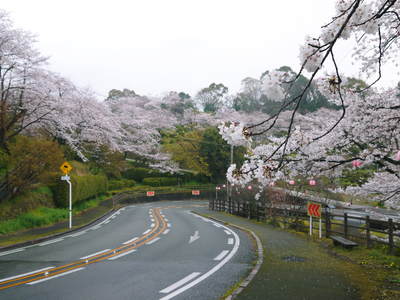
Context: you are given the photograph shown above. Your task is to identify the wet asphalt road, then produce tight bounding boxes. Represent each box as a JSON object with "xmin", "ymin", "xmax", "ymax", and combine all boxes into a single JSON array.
[{"xmin": 0, "ymin": 200, "xmax": 254, "ymax": 300}]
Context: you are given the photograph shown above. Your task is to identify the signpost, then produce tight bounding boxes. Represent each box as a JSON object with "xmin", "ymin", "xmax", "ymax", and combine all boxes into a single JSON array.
[
  {"xmin": 146, "ymin": 191, "xmax": 155, "ymax": 197},
  {"xmin": 60, "ymin": 162, "xmax": 73, "ymax": 229},
  {"xmin": 307, "ymin": 202, "xmax": 322, "ymax": 238},
  {"xmin": 192, "ymin": 190, "xmax": 200, "ymax": 196}
]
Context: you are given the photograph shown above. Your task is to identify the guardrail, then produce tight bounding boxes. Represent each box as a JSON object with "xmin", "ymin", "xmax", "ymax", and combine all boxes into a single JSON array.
[{"xmin": 209, "ymin": 196, "xmax": 400, "ymax": 254}]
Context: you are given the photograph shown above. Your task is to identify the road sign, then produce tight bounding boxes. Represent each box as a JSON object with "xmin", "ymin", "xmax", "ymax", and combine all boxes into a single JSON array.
[
  {"xmin": 307, "ymin": 202, "xmax": 321, "ymax": 218},
  {"xmin": 192, "ymin": 190, "xmax": 200, "ymax": 196},
  {"xmin": 146, "ymin": 191, "xmax": 155, "ymax": 197},
  {"xmin": 60, "ymin": 162, "xmax": 73, "ymax": 174},
  {"xmin": 61, "ymin": 175, "xmax": 70, "ymax": 181}
]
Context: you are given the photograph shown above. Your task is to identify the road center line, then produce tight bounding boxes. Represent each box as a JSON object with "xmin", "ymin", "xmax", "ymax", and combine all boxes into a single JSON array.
[
  {"xmin": 38, "ymin": 238, "xmax": 64, "ymax": 246},
  {"xmin": 214, "ymin": 250, "xmax": 229, "ymax": 261},
  {"xmin": 146, "ymin": 237, "xmax": 160, "ymax": 245},
  {"xmin": 0, "ymin": 267, "xmax": 54, "ymax": 283},
  {"xmin": 108, "ymin": 249, "xmax": 137, "ymax": 260},
  {"xmin": 27, "ymin": 268, "xmax": 85, "ymax": 285},
  {"xmin": 160, "ymin": 272, "xmax": 201, "ymax": 294},
  {"xmin": 0, "ymin": 248, "xmax": 25, "ymax": 257},
  {"xmin": 80, "ymin": 249, "xmax": 111, "ymax": 260},
  {"xmin": 123, "ymin": 237, "xmax": 139, "ymax": 245}
]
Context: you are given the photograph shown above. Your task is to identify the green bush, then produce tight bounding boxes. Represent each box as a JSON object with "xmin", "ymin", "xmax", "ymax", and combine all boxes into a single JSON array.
[
  {"xmin": 108, "ymin": 179, "xmax": 136, "ymax": 190},
  {"xmin": 51, "ymin": 175, "xmax": 108, "ymax": 207},
  {"xmin": 142, "ymin": 177, "xmax": 177, "ymax": 186}
]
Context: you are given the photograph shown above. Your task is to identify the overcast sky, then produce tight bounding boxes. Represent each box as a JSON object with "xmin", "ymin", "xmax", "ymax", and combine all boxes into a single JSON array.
[{"xmin": 2, "ymin": 0, "xmax": 397, "ymax": 99}]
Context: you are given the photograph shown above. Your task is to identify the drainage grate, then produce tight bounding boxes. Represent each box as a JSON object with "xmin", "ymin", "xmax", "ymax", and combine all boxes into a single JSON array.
[{"xmin": 281, "ymin": 255, "xmax": 306, "ymax": 262}]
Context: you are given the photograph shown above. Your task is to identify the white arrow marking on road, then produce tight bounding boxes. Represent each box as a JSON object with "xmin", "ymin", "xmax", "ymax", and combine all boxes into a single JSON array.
[{"xmin": 189, "ymin": 231, "xmax": 200, "ymax": 244}]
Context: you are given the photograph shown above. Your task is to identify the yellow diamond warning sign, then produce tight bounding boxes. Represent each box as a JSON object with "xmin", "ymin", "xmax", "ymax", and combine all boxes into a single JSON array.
[{"xmin": 60, "ymin": 162, "xmax": 73, "ymax": 174}]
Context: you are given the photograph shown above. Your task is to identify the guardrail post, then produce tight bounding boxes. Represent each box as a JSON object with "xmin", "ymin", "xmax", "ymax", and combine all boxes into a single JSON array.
[
  {"xmin": 325, "ymin": 208, "xmax": 330, "ymax": 238},
  {"xmin": 366, "ymin": 215, "xmax": 371, "ymax": 248},
  {"xmin": 344, "ymin": 213, "xmax": 348, "ymax": 239},
  {"xmin": 388, "ymin": 218, "xmax": 394, "ymax": 254}
]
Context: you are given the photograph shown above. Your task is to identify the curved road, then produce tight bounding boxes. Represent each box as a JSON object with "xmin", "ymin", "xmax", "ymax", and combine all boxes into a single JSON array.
[{"xmin": 0, "ymin": 200, "xmax": 254, "ymax": 300}]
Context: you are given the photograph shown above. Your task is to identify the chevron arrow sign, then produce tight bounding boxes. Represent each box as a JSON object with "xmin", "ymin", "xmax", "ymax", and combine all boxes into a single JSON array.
[{"xmin": 307, "ymin": 202, "xmax": 321, "ymax": 218}]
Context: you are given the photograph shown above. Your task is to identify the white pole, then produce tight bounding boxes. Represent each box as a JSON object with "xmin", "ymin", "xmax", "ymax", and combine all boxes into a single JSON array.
[
  {"xmin": 309, "ymin": 215, "xmax": 312, "ymax": 236},
  {"xmin": 319, "ymin": 217, "xmax": 322, "ymax": 239},
  {"xmin": 67, "ymin": 180, "xmax": 72, "ymax": 229}
]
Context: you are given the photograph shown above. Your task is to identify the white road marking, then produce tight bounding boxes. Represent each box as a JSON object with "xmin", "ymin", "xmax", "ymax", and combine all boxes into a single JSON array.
[
  {"xmin": 213, "ymin": 223, "xmax": 222, "ymax": 228},
  {"xmin": 214, "ymin": 250, "xmax": 229, "ymax": 261},
  {"xmin": 38, "ymin": 238, "xmax": 63, "ymax": 246},
  {"xmin": 164, "ymin": 218, "xmax": 169, "ymax": 221},
  {"xmin": 91, "ymin": 225, "xmax": 101, "ymax": 230},
  {"xmin": 151, "ymin": 223, "xmax": 155, "ymax": 228},
  {"xmin": 0, "ymin": 248, "xmax": 25, "ymax": 257},
  {"xmin": 0, "ymin": 267, "xmax": 54, "ymax": 283},
  {"xmin": 228, "ymin": 238, "xmax": 234, "ymax": 245},
  {"xmin": 160, "ymin": 222, "xmax": 240, "ymax": 300},
  {"xmin": 167, "ymin": 223, "xmax": 171, "ymax": 228},
  {"xmin": 189, "ymin": 231, "xmax": 200, "ymax": 244},
  {"xmin": 160, "ymin": 272, "xmax": 201, "ymax": 294},
  {"xmin": 27, "ymin": 267, "xmax": 85, "ymax": 285},
  {"xmin": 151, "ymin": 218, "xmax": 155, "ymax": 222},
  {"xmin": 104, "ymin": 220, "xmax": 110, "ymax": 224},
  {"xmin": 224, "ymin": 230, "xmax": 232, "ymax": 235},
  {"xmin": 163, "ymin": 229, "xmax": 170, "ymax": 235},
  {"xmin": 68, "ymin": 231, "xmax": 86, "ymax": 237},
  {"xmin": 80, "ymin": 249, "xmax": 111, "ymax": 260},
  {"xmin": 146, "ymin": 237, "xmax": 160, "ymax": 245},
  {"xmin": 108, "ymin": 249, "xmax": 137, "ymax": 260},
  {"xmin": 143, "ymin": 229, "xmax": 151, "ymax": 235},
  {"xmin": 123, "ymin": 237, "xmax": 138, "ymax": 245}
]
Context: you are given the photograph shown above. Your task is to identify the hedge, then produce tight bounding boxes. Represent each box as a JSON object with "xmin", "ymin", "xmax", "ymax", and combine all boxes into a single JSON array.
[
  {"xmin": 52, "ymin": 174, "xmax": 108, "ymax": 207},
  {"xmin": 108, "ymin": 179, "xmax": 136, "ymax": 190},
  {"xmin": 142, "ymin": 177, "xmax": 177, "ymax": 187}
]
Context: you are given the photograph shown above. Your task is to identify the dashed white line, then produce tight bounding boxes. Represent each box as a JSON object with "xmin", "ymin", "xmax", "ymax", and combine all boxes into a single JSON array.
[
  {"xmin": 143, "ymin": 229, "xmax": 151, "ymax": 235},
  {"xmin": 0, "ymin": 248, "xmax": 25, "ymax": 257},
  {"xmin": 213, "ymin": 223, "xmax": 222, "ymax": 228},
  {"xmin": 0, "ymin": 267, "xmax": 54, "ymax": 283},
  {"xmin": 108, "ymin": 249, "xmax": 137, "ymax": 260},
  {"xmin": 38, "ymin": 238, "xmax": 64, "ymax": 246},
  {"xmin": 228, "ymin": 238, "xmax": 234, "ymax": 245},
  {"xmin": 160, "ymin": 272, "xmax": 201, "ymax": 294},
  {"xmin": 167, "ymin": 223, "xmax": 171, "ymax": 228},
  {"xmin": 27, "ymin": 267, "xmax": 85, "ymax": 285},
  {"xmin": 146, "ymin": 237, "xmax": 160, "ymax": 245},
  {"xmin": 80, "ymin": 249, "xmax": 111, "ymax": 260},
  {"xmin": 151, "ymin": 223, "xmax": 155, "ymax": 228},
  {"xmin": 224, "ymin": 230, "xmax": 232, "ymax": 235},
  {"xmin": 163, "ymin": 229, "xmax": 170, "ymax": 235},
  {"xmin": 164, "ymin": 218, "xmax": 169, "ymax": 221},
  {"xmin": 123, "ymin": 237, "xmax": 138, "ymax": 245}
]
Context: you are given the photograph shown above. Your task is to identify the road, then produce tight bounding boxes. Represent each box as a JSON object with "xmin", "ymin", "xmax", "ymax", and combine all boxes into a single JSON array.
[{"xmin": 0, "ymin": 200, "xmax": 254, "ymax": 300}]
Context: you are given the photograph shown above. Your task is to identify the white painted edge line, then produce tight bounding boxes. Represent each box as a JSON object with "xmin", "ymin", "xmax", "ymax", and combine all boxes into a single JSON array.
[
  {"xmin": 214, "ymin": 250, "xmax": 229, "ymax": 261},
  {"xmin": 27, "ymin": 267, "xmax": 85, "ymax": 285},
  {"xmin": 146, "ymin": 237, "xmax": 160, "ymax": 245},
  {"xmin": 68, "ymin": 231, "xmax": 86, "ymax": 238},
  {"xmin": 80, "ymin": 249, "xmax": 111, "ymax": 260},
  {"xmin": 108, "ymin": 249, "xmax": 137, "ymax": 260},
  {"xmin": 228, "ymin": 238, "xmax": 234, "ymax": 245},
  {"xmin": 0, "ymin": 248, "xmax": 25, "ymax": 257},
  {"xmin": 0, "ymin": 267, "xmax": 54, "ymax": 283},
  {"xmin": 224, "ymin": 230, "xmax": 232, "ymax": 235},
  {"xmin": 91, "ymin": 225, "xmax": 101, "ymax": 230},
  {"xmin": 38, "ymin": 238, "xmax": 63, "ymax": 246},
  {"xmin": 99, "ymin": 208, "xmax": 124, "ymax": 225},
  {"xmin": 104, "ymin": 220, "xmax": 110, "ymax": 224},
  {"xmin": 160, "ymin": 272, "xmax": 201, "ymax": 294},
  {"xmin": 160, "ymin": 221, "xmax": 240, "ymax": 300},
  {"xmin": 167, "ymin": 223, "xmax": 171, "ymax": 228},
  {"xmin": 123, "ymin": 237, "xmax": 138, "ymax": 245},
  {"xmin": 143, "ymin": 229, "xmax": 151, "ymax": 235},
  {"xmin": 163, "ymin": 229, "xmax": 170, "ymax": 235},
  {"xmin": 151, "ymin": 223, "xmax": 155, "ymax": 228}
]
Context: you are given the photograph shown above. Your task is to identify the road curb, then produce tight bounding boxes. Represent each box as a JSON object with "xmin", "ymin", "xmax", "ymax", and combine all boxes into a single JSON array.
[
  {"xmin": 0, "ymin": 206, "xmax": 117, "ymax": 252},
  {"xmin": 192, "ymin": 212, "xmax": 264, "ymax": 300}
]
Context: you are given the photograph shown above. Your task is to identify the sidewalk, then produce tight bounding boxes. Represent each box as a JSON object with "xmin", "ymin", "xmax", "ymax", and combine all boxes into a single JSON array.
[{"xmin": 193, "ymin": 208, "xmax": 379, "ymax": 300}]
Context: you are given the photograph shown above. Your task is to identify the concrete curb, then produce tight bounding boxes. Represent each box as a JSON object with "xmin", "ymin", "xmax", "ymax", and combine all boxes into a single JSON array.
[
  {"xmin": 0, "ymin": 207, "xmax": 117, "ymax": 252},
  {"xmin": 192, "ymin": 212, "xmax": 264, "ymax": 300}
]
